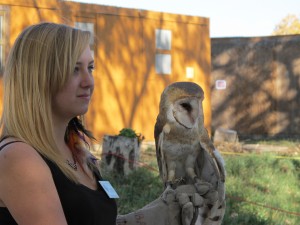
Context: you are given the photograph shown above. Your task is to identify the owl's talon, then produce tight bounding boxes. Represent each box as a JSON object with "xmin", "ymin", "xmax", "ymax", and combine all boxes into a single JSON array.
[
  {"xmin": 161, "ymin": 184, "xmax": 176, "ymax": 203},
  {"xmin": 194, "ymin": 180, "xmax": 212, "ymax": 195},
  {"xmin": 173, "ymin": 177, "xmax": 185, "ymax": 186},
  {"xmin": 193, "ymin": 177, "xmax": 200, "ymax": 183}
]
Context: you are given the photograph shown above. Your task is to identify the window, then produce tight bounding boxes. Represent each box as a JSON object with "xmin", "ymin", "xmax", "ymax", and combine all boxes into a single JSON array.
[
  {"xmin": 155, "ymin": 29, "xmax": 172, "ymax": 75},
  {"xmin": 155, "ymin": 54, "xmax": 171, "ymax": 75},
  {"xmin": 75, "ymin": 22, "xmax": 95, "ymax": 57},
  {"xmin": 155, "ymin": 29, "xmax": 171, "ymax": 50}
]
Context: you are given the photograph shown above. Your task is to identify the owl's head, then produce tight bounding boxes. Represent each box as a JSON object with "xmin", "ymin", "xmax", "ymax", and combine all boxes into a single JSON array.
[{"xmin": 159, "ymin": 82, "xmax": 204, "ymax": 129}]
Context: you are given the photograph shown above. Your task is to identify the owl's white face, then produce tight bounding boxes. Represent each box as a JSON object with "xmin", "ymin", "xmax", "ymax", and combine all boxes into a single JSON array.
[{"xmin": 171, "ymin": 97, "xmax": 202, "ymax": 129}]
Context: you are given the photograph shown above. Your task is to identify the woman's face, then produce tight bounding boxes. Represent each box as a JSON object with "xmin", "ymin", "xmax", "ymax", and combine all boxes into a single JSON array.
[{"xmin": 52, "ymin": 45, "xmax": 94, "ymax": 122}]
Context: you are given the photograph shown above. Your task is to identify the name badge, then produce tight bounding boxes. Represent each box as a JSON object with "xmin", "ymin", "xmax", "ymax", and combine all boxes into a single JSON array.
[{"xmin": 99, "ymin": 181, "xmax": 119, "ymax": 198}]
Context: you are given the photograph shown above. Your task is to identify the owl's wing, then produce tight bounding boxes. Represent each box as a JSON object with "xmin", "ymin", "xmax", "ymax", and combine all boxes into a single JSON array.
[
  {"xmin": 195, "ymin": 146, "xmax": 225, "ymax": 200},
  {"xmin": 197, "ymin": 126, "xmax": 226, "ymax": 184},
  {"xmin": 195, "ymin": 145, "xmax": 226, "ymax": 224},
  {"xmin": 195, "ymin": 145, "xmax": 225, "ymax": 200},
  {"xmin": 154, "ymin": 116, "xmax": 167, "ymax": 186}
]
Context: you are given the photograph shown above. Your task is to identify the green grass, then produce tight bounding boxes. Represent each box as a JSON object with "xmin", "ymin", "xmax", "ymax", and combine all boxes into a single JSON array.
[
  {"xmin": 100, "ymin": 150, "xmax": 300, "ymax": 224},
  {"xmin": 224, "ymin": 154, "xmax": 300, "ymax": 225},
  {"xmin": 101, "ymin": 167, "xmax": 163, "ymax": 214}
]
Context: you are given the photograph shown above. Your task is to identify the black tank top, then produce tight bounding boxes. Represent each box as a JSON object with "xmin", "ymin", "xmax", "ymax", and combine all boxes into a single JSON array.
[{"xmin": 0, "ymin": 141, "xmax": 118, "ymax": 225}]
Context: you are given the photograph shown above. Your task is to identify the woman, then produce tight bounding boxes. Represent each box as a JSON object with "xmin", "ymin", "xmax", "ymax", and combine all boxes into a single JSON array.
[{"xmin": 0, "ymin": 22, "xmax": 201, "ymax": 225}]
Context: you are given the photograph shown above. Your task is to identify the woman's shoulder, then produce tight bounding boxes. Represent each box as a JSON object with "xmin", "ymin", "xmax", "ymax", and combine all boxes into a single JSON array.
[
  {"xmin": 0, "ymin": 138, "xmax": 68, "ymax": 224},
  {"xmin": 0, "ymin": 138, "xmax": 41, "ymax": 162},
  {"xmin": 0, "ymin": 138, "xmax": 49, "ymax": 177}
]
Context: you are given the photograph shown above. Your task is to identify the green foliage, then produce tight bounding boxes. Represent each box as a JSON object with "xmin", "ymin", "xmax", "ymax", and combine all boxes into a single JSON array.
[
  {"xmin": 118, "ymin": 128, "xmax": 138, "ymax": 138},
  {"xmin": 273, "ymin": 14, "xmax": 300, "ymax": 35},
  {"xmin": 118, "ymin": 128, "xmax": 145, "ymax": 144}
]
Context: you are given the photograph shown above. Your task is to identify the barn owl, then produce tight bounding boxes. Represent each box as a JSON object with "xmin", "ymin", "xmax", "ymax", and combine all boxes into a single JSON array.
[
  {"xmin": 154, "ymin": 82, "xmax": 225, "ymax": 225},
  {"xmin": 154, "ymin": 82, "xmax": 226, "ymax": 224}
]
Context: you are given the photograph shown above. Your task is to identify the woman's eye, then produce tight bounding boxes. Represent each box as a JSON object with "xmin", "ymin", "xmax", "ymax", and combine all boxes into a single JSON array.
[
  {"xmin": 88, "ymin": 65, "xmax": 95, "ymax": 73},
  {"xmin": 74, "ymin": 67, "xmax": 80, "ymax": 74}
]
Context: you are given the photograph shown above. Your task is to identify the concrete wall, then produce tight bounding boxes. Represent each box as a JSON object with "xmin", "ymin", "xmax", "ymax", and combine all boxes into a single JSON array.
[{"xmin": 211, "ymin": 35, "xmax": 300, "ymax": 139}]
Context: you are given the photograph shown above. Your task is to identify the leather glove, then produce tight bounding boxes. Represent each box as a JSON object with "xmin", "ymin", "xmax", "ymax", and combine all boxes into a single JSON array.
[{"xmin": 116, "ymin": 184, "xmax": 202, "ymax": 225}]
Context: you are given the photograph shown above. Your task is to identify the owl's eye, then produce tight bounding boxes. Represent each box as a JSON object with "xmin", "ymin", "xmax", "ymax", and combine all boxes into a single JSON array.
[{"xmin": 180, "ymin": 103, "xmax": 192, "ymax": 112}]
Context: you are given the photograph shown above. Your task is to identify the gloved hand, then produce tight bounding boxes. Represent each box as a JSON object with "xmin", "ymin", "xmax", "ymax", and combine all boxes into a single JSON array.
[{"xmin": 116, "ymin": 184, "xmax": 203, "ymax": 225}]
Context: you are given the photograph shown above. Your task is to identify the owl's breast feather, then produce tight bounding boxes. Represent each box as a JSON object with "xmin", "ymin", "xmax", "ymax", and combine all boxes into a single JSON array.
[{"xmin": 162, "ymin": 139, "xmax": 199, "ymax": 159}]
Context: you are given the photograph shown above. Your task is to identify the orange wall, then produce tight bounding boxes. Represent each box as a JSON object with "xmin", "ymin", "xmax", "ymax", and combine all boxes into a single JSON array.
[
  {"xmin": 0, "ymin": 0, "xmax": 61, "ymax": 118},
  {"xmin": 0, "ymin": 0, "xmax": 211, "ymax": 141},
  {"xmin": 92, "ymin": 11, "xmax": 211, "ymax": 140}
]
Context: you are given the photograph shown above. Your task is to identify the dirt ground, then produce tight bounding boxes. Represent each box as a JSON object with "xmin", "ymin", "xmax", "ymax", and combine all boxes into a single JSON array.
[{"xmin": 214, "ymin": 141, "xmax": 300, "ymax": 156}]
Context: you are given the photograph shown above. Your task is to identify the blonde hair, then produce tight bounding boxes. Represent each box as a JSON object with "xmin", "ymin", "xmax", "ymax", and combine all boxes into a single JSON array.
[{"xmin": 0, "ymin": 22, "xmax": 91, "ymax": 181}]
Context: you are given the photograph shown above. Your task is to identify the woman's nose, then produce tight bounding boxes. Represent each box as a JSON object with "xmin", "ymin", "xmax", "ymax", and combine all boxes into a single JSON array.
[{"xmin": 81, "ymin": 70, "xmax": 94, "ymax": 88}]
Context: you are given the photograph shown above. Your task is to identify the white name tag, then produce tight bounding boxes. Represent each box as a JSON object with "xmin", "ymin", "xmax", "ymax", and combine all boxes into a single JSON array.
[{"xmin": 99, "ymin": 181, "xmax": 119, "ymax": 198}]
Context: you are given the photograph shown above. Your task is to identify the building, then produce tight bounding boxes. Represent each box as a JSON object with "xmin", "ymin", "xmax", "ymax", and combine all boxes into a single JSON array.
[
  {"xmin": 211, "ymin": 35, "xmax": 300, "ymax": 139},
  {"xmin": 0, "ymin": 0, "xmax": 211, "ymax": 141}
]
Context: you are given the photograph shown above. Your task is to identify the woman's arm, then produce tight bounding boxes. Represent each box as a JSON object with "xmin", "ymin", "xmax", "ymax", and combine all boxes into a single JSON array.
[{"xmin": 0, "ymin": 142, "xmax": 68, "ymax": 225}]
